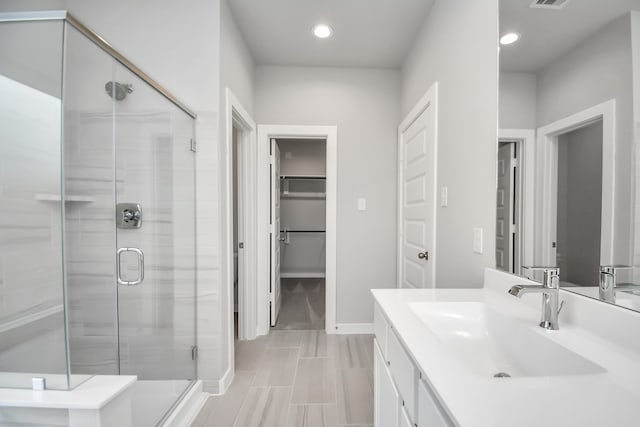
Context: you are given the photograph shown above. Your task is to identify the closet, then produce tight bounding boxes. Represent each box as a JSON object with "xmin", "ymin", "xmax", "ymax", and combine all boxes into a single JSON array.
[{"xmin": 272, "ymin": 138, "xmax": 326, "ymax": 329}]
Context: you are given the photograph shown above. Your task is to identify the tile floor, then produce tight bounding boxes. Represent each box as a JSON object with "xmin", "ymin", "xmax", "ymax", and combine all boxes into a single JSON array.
[
  {"xmin": 191, "ymin": 330, "xmax": 374, "ymax": 427},
  {"xmin": 273, "ymin": 279, "xmax": 326, "ymax": 330}
]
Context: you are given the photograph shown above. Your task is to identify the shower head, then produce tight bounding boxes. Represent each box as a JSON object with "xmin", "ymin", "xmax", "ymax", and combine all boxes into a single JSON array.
[{"xmin": 105, "ymin": 81, "xmax": 133, "ymax": 101}]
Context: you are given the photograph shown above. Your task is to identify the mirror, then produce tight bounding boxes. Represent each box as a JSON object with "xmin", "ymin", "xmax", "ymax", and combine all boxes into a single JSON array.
[{"xmin": 497, "ymin": 0, "xmax": 640, "ymax": 311}]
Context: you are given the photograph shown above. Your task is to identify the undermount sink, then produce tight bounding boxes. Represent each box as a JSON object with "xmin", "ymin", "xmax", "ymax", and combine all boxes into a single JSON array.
[{"xmin": 408, "ymin": 302, "xmax": 605, "ymax": 378}]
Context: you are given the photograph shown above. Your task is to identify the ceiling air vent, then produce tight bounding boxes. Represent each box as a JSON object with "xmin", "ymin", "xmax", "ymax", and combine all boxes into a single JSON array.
[{"xmin": 530, "ymin": 0, "xmax": 571, "ymax": 9}]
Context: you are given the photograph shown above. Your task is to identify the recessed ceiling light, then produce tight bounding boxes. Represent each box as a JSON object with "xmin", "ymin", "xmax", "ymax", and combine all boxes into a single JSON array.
[
  {"xmin": 500, "ymin": 32, "xmax": 520, "ymax": 46},
  {"xmin": 313, "ymin": 24, "xmax": 333, "ymax": 39}
]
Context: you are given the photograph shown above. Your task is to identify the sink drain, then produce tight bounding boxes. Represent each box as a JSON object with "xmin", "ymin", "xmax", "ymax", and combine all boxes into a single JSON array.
[{"xmin": 493, "ymin": 372, "xmax": 511, "ymax": 378}]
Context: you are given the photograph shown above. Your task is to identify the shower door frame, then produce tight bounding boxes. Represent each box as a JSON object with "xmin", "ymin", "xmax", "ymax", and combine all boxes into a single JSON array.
[{"xmin": 0, "ymin": 10, "xmax": 197, "ymax": 119}]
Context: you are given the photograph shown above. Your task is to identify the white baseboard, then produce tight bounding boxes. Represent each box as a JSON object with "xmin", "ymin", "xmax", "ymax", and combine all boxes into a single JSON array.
[
  {"xmin": 212, "ymin": 367, "xmax": 234, "ymax": 396},
  {"xmin": 331, "ymin": 323, "xmax": 374, "ymax": 334},
  {"xmin": 161, "ymin": 380, "xmax": 207, "ymax": 427}
]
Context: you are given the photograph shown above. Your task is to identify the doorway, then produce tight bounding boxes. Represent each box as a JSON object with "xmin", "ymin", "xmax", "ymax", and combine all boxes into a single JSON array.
[
  {"xmin": 257, "ymin": 125, "xmax": 337, "ymax": 336},
  {"xmin": 496, "ymin": 141, "xmax": 519, "ymax": 274},
  {"xmin": 536, "ymin": 100, "xmax": 615, "ymax": 271},
  {"xmin": 272, "ymin": 138, "xmax": 327, "ymax": 330},
  {"xmin": 555, "ymin": 120, "xmax": 603, "ymax": 286},
  {"xmin": 232, "ymin": 126, "xmax": 242, "ymax": 339}
]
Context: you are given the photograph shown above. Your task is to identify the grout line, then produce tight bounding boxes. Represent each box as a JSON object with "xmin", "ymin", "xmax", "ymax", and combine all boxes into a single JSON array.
[{"xmin": 286, "ymin": 344, "xmax": 302, "ymax": 423}]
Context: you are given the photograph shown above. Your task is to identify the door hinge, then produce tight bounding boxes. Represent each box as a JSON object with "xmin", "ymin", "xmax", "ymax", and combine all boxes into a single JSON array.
[
  {"xmin": 511, "ymin": 158, "xmax": 518, "ymax": 168},
  {"xmin": 189, "ymin": 138, "xmax": 197, "ymax": 152},
  {"xmin": 239, "ymin": 242, "xmax": 244, "ymax": 249},
  {"xmin": 191, "ymin": 345, "xmax": 198, "ymax": 361}
]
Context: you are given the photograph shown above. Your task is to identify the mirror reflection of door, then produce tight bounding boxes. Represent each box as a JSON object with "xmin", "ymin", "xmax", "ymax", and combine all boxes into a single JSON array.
[
  {"xmin": 555, "ymin": 120, "xmax": 603, "ymax": 287},
  {"xmin": 496, "ymin": 141, "xmax": 517, "ymax": 273}
]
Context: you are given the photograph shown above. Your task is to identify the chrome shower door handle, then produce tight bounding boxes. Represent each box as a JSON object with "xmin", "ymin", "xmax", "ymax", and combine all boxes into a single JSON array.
[{"xmin": 116, "ymin": 247, "xmax": 145, "ymax": 285}]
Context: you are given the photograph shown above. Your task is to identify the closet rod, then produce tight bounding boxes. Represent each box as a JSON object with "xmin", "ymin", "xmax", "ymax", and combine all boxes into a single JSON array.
[
  {"xmin": 280, "ymin": 229, "xmax": 326, "ymax": 233},
  {"xmin": 280, "ymin": 175, "xmax": 326, "ymax": 180}
]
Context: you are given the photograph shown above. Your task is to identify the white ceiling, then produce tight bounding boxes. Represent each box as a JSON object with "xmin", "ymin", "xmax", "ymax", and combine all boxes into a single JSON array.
[
  {"xmin": 500, "ymin": 0, "xmax": 640, "ymax": 73},
  {"xmin": 228, "ymin": 0, "xmax": 435, "ymax": 68}
]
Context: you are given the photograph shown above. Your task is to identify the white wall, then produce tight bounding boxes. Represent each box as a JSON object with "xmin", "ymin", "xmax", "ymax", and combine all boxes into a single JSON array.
[
  {"xmin": 401, "ymin": 0, "xmax": 499, "ymax": 288},
  {"xmin": 0, "ymin": 0, "xmax": 224, "ymax": 392},
  {"xmin": 218, "ymin": 0, "xmax": 255, "ymax": 386},
  {"xmin": 255, "ymin": 66, "xmax": 400, "ymax": 324},
  {"xmin": 220, "ymin": 0, "xmax": 255, "ymax": 117},
  {"xmin": 630, "ymin": 12, "xmax": 640, "ymax": 276},
  {"xmin": 536, "ymin": 14, "xmax": 634, "ymax": 267},
  {"xmin": 499, "ymin": 72, "xmax": 537, "ymax": 129}
]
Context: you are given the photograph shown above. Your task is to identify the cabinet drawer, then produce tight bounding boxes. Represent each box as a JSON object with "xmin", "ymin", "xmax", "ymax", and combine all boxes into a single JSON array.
[
  {"xmin": 387, "ymin": 328, "xmax": 418, "ymax": 422},
  {"xmin": 374, "ymin": 302, "xmax": 389, "ymax": 360},
  {"xmin": 418, "ymin": 378, "xmax": 453, "ymax": 427}
]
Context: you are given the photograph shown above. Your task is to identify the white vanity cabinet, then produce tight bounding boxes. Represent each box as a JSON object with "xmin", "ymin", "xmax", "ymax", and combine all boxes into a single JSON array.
[
  {"xmin": 374, "ymin": 302, "xmax": 454, "ymax": 427},
  {"xmin": 374, "ymin": 339, "xmax": 400, "ymax": 427}
]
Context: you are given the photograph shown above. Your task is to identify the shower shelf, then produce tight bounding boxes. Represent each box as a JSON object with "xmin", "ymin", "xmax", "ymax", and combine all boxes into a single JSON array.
[
  {"xmin": 35, "ymin": 193, "xmax": 95, "ymax": 203},
  {"xmin": 0, "ymin": 304, "xmax": 63, "ymax": 334}
]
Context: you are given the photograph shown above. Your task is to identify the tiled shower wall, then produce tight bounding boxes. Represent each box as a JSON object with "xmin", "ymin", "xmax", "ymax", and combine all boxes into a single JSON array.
[{"xmin": 0, "ymin": 43, "xmax": 68, "ymax": 380}]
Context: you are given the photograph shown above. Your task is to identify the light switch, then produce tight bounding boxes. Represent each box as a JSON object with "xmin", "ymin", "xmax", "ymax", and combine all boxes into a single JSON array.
[
  {"xmin": 473, "ymin": 228, "xmax": 483, "ymax": 254},
  {"xmin": 358, "ymin": 198, "xmax": 367, "ymax": 211},
  {"xmin": 440, "ymin": 186, "xmax": 448, "ymax": 207}
]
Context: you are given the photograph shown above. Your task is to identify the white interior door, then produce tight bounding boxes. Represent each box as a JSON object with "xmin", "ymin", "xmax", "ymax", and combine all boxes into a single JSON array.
[
  {"xmin": 399, "ymin": 102, "xmax": 436, "ymax": 288},
  {"xmin": 496, "ymin": 142, "xmax": 515, "ymax": 272},
  {"xmin": 270, "ymin": 139, "xmax": 281, "ymax": 326}
]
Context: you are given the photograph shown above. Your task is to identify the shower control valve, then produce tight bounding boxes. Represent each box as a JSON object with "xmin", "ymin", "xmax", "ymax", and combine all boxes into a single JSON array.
[
  {"xmin": 117, "ymin": 203, "xmax": 142, "ymax": 229},
  {"xmin": 122, "ymin": 209, "xmax": 140, "ymax": 223}
]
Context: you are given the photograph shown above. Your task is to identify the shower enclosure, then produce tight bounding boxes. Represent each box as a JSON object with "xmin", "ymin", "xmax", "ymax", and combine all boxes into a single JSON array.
[{"xmin": 0, "ymin": 11, "xmax": 197, "ymax": 426}]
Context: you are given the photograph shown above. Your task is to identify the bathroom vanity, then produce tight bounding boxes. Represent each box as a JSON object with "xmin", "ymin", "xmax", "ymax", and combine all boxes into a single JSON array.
[{"xmin": 372, "ymin": 268, "xmax": 640, "ymax": 426}]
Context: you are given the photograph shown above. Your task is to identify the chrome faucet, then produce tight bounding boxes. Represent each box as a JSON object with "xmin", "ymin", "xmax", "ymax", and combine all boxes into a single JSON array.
[
  {"xmin": 508, "ymin": 266, "xmax": 561, "ymax": 330},
  {"xmin": 599, "ymin": 265, "xmax": 633, "ymax": 303}
]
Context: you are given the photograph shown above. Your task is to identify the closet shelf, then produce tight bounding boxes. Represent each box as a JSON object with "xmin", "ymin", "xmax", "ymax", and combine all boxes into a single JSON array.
[
  {"xmin": 281, "ymin": 191, "xmax": 326, "ymax": 199},
  {"xmin": 280, "ymin": 271, "xmax": 326, "ymax": 279},
  {"xmin": 35, "ymin": 193, "xmax": 95, "ymax": 203}
]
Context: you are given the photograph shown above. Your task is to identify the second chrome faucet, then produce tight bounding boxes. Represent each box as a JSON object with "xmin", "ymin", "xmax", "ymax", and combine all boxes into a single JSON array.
[{"xmin": 508, "ymin": 266, "xmax": 561, "ymax": 330}]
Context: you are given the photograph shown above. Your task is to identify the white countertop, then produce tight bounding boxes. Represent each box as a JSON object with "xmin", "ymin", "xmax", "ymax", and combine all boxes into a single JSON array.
[
  {"xmin": 372, "ymin": 268, "xmax": 640, "ymax": 427},
  {"xmin": 0, "ymin": 375, "xmax": 137, "ymax": 409}
]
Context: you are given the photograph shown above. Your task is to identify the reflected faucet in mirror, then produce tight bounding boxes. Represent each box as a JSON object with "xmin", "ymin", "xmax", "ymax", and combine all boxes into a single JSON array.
[
  {"xmin": 599, "ymin": 265, "xmax": 633, "ymax": 303},
  {"xmin": 508, "ymin": 266, "xmax": 562, "ymax": 331}
]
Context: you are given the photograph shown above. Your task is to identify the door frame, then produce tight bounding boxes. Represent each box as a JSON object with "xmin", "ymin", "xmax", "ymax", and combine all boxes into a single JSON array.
[
  {"xmin": 498, "ymin": 129, "xmax": 536, "ymax": 273},
  {"xmin": 536, "ymin": 100, "xmax": 615, "ymax": 266},
  {"xmin": 224, "ymin": 88, "xmax": 257, "ymax": 354},
  {"xmin": 397, "ymin": 82, "xmax": 438, "ymax": 288},
  {"xmin": 257, "ymin": 125, "xmax": 337, "ymax": 336}
]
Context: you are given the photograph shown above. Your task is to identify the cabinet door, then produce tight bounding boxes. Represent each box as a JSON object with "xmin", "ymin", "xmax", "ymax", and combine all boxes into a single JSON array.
[
  {"xmin": 375, "ymin": 339, "xmax": 400, "ymax": 427},
  {"xmin": 374, "ymin": 303, "xmax": 389, "ymax": 359},
  {"xmin": 387, "ymin": 328, "xmax": 418, "ymax": 421},
  {"xmin": 400, "ymin": 407, "xmax": 414, "ymax": 427},
  {"xmin": 418, "ymin": 378, "xmax": 454, "ymax": 427}
]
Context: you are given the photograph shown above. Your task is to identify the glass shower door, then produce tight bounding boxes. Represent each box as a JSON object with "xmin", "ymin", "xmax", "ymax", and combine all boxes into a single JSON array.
[{"xmin": 112, "ymin": 64, "xmax": 196, "ymax": 425}]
